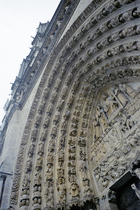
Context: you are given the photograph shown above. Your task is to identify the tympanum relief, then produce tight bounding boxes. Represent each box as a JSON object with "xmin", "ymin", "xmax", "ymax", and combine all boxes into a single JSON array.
[{"xmin": 91, "ymin": 82, "xmax": 140, "ymax": 192}]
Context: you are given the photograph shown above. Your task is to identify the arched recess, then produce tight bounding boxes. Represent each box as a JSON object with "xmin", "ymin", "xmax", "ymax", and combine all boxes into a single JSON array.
[
  {"xmin": 89, "ymin": 78, "xmax": 140, "ymax": 192},
  {"xmin": 74, "ymin": 70, "xmax": 140, "ymax": 209},
  {"xmin": 8, "ymin": 0, "xmax": 140, "ymax": 210}
]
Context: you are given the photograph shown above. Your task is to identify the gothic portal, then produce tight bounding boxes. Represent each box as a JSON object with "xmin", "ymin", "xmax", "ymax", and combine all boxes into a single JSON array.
[{"xmin": 1, "ymin": 0, "xmax": 140, "ymax": 209}]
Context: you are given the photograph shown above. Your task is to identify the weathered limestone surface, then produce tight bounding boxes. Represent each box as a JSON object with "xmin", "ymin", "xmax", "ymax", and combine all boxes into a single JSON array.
[
  {"xmin": 0, "ymin": 73, "xmax": 42, "ymax": 172},
  {"xmin": 61, "ymin": 0, "xmax": 93, "ymax": 39},
  {"xmin": 0, "ymin": 67, "xmax": 45, "ymax": 209},
  {"xmin": 1, "ymin": 0, "xmax": 140, "ymax": 209}
]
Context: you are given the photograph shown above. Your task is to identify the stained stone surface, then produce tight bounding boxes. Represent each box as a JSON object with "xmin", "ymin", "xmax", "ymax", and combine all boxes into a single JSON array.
[
  {"xmin": 0, "ymin": 0, "xmax": 140, "ymax": 209},
  {"xmin": 61, "ymin": 0, "xmax": 93, "ymax": 39}
]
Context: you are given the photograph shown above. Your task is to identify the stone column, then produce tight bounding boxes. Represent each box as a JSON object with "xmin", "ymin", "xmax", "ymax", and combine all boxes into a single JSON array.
[{"xmin": 0, "ymin": 172, "xmax": 13, "ymax": 209}]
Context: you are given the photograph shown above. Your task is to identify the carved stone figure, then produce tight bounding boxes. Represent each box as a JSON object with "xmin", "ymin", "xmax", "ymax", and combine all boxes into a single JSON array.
[
  {"xmin": 43, "ymin": 87, "xmax": 50, "ymax": 99},
  {"xmin": 25, "ymin": 160, "xmax": 32, "ymax": 173},
  {"xmin": 132, "ymin": 7, "xmax": 140, "ymax": 18},
  {"xmin": 34, "ymin": 114, "xmax": 42, "ymax": 127},
  {"xmin": 57, "ymin": 98, "xmax": 65, "ymax": 111},
  {"xmin": 51, "ymin": 126, "xmax": 57, "ymax": 136},
  {"xmin": 34, "ymin": 173, "xmax": 41, "ymax": 188},
  {"xmin": 46, "ymin": 165, "xmax": 53, "ymax": 182},
  {"xmin": 21, "ymin": 174, "xmax": 30, "ymax": 196},
  {"xmin": 50, "ymin": 90, "xmax": 57, "ymax": 103},
  {"xmin": 40, "ymin": 128, "xmax": 47, "ymax": 141},
  {"xmin": 57, "ymin": 185, "xmax": 66, "ymax": 203},
  {"xmin": 28, "ymin": 144, "xmax": 35, "ymax": 157},
  {"xmin": 131, "ymin": 183, "xmax": 140, "ymax": 199},
  {"xmin": 38, "ymin": 142, "xmax": 44, "ymax": 156},
  {"xmin": 45, "ymin": 181, "xmax": 54, "ymax": 205},
  {"xmin": 53, "ymin": 112, "xmax": 60, "ymax": 125},
  {"xmin": 80, "ymin": 162, "xmax": 88, "ymax": 179},
  {"xmin": 57, "ymin": 167, "xmax": 64, "ymax": 177},
  {"xmin": 93, "ymin": 117, "xmax": 102, "ymax": 139},
  {"xmin": 83, "ymin": 179, "xmax": 92, "ymax": 196},
  {"xmin": 35, "ymin": 156, "xmax": 43, "ymax": 171},
  {"xmin": 31, "ymin": 127, "xmax": 38, "ymax": 142},
  {"xmin": 70, "ymin": 183, "xmax": 79, "ymax": 197},
  {"xmin": 47, "ymin": 103, "xmax": 54, "ymax": 115},
  {"xmin": 134, "ymin": 168, "xmax": 140, "ymax": 179},
  {"xmin": 78, "ymin": 138, "xmax": 86, "ymax": 147}
]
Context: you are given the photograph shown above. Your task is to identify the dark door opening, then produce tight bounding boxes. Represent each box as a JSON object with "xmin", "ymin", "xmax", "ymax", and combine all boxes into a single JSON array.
[
  {"xmin": 116, "ymin": 176, "xmax": 140, "ymax": 210},
  {"xmin": 69, "ymin": 200, "xmax": 96, "ymax": 210}
]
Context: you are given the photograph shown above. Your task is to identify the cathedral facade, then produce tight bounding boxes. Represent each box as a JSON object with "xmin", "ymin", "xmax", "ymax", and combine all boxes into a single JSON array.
[{"xmin": 1, "ymin": 0, "xmax": 140, "ymax": 209}]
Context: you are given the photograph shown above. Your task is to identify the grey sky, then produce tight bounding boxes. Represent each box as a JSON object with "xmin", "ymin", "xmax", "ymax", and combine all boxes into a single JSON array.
[{"xmin": 0, "ymin": 0, "xmax": 60, "ymax": 124}]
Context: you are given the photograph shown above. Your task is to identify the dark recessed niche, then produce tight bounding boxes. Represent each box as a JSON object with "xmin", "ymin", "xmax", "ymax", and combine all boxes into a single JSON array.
[
  {"xmin": 117, "ymin": 176, "xmax": 140, "ymax": 210},
  {"xmin": 69, "ymin": 200, "xmax": 96, "ymax": 210}
]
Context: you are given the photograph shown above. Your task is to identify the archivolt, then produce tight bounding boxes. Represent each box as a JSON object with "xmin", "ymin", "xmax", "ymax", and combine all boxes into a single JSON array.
[{"xmin": 10, "ymin": 0, "xmax": 140, "ymax": 209}]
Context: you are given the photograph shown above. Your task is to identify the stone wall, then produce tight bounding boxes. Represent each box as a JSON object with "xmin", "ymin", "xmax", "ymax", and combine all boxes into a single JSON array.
[{"xmin": 1, "ymin": 0, "xmax": 140, "ymax": 209}]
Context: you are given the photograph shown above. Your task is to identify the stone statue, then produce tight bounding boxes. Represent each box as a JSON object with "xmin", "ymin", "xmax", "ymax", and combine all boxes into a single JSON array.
[
  {"xmin": 134, "ymin": 168, "xmax": 140, "ymax": 179},
  {"xmin": 131, "ymin": 183, "xmax": 140, "ymax": 199}
]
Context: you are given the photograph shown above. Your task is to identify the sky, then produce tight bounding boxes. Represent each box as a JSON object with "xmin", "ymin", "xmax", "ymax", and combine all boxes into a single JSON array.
[{"xmin": 0, "ymin": 0, "xmax": 60, "ymax": 124}]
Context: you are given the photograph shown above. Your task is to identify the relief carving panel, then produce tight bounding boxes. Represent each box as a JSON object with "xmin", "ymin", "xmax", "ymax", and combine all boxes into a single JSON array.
[
  {"xmin": 8, "ymin": 0, "xmax": 140, "ymax": 209},
  {"xmin": 91, "ymin": 82, "xmax": 140, "ymax": 191}
]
